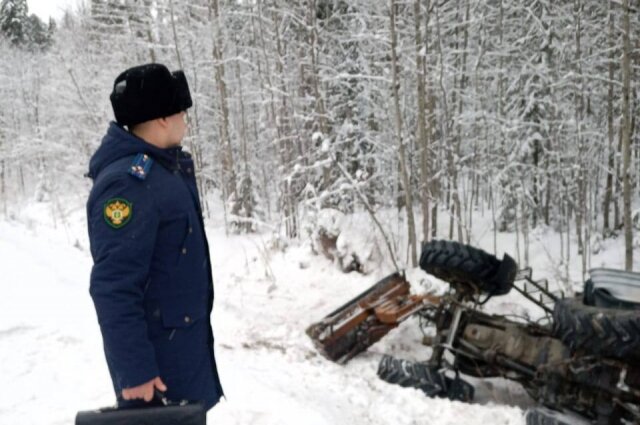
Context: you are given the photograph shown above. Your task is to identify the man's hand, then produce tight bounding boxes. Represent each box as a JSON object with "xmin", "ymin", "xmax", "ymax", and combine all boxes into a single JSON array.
[{"xmin": 122, "ymin": 377, "xmax": 167, "ymax": 402}]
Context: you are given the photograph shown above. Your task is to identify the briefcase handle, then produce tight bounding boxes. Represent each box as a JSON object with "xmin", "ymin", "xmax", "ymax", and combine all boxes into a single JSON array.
[
  {"xmin": 154, "ymin": 389, "xmax": 169, "ymax": 406},
  {"xmin": 153, "ymin": 389, "xmax": 190, "ymax": 407}
]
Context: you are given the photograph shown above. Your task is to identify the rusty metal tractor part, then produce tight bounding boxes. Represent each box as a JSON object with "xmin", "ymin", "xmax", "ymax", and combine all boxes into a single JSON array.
[{"xmin": 306, "ymin": 273, "xmax": 440, "ymax": 364}]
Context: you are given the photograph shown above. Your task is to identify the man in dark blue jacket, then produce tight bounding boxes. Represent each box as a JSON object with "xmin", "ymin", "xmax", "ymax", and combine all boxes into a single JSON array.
[{"xmin": 87, "ymin": 63, "xmax": 223, "ymax": 410}]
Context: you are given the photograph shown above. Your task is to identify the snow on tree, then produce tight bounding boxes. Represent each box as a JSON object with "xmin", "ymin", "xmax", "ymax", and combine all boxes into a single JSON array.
[{"xmin": 0, "ymin": 0, "xmax": 637, "ymax": 271}]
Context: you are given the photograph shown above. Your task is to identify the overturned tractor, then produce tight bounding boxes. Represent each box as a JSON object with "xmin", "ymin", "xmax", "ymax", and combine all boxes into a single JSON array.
[{"xmin": 306, "ymin": 240, "xmax": 640, "ymax": 425}]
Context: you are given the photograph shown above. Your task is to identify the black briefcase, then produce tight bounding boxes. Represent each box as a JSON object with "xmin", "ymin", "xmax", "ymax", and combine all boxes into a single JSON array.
[{"xmin": 75, "ymin": 392, "xmax": 206, "ymax": 425}]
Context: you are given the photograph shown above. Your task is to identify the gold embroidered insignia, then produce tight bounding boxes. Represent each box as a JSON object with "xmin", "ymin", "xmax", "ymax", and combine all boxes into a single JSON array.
[{"xmin": 104, "ymin": 198, "xmax": 132, "ymax": 229}]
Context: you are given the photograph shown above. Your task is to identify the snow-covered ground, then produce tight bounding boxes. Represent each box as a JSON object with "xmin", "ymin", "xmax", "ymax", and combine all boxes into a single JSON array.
[{"xmin": 0, "ymin": 201, "xmax": 631, "ymax": 425}]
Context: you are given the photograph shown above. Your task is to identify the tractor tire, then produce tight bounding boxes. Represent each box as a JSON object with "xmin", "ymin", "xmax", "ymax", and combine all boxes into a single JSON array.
[
  {"xmin": 419, "ymin": 240, "xmax": 517, "ymax": 296},
  {"xmin": 553, "ymin": 297, "xmax": 640, "ymax": 361},
  {"xmin": 377, "ymin": 355, "xmax": 474, "ymax": 402}
]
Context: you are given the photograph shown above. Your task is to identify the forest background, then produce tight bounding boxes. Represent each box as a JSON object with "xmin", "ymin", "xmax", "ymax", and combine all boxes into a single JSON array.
[{"xmin": 0, "ymin": 0, "xmax": 638, "ymax": 280}]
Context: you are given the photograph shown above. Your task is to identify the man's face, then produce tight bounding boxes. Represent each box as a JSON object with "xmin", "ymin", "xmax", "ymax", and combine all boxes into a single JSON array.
[{"xmin": 166, "ymin": 111, "xmax": 188, "ymax": 146}]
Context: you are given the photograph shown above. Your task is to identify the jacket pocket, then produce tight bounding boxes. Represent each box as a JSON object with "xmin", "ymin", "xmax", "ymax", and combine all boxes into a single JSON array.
[
  {"xmin": 158, "ymin": 291, "xmax": 208, "ymax": 329},
  {"xmin": 155, "ymin": 214, "xmax": 190, "ymax": 268}
]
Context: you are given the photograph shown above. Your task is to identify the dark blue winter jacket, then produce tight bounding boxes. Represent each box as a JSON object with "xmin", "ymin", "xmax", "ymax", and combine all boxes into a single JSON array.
[{"xmin": 87, "ymin": 122, "xmax": 223, "ymax": 410}]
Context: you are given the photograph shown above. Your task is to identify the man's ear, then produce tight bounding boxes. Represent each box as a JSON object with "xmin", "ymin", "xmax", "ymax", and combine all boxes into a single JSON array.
[{"xmin": 157, "ymin": 117, "xmax": 169, "ymax": 129}]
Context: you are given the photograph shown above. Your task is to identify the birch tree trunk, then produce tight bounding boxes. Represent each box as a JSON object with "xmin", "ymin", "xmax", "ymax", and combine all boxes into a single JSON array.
[
  {"xmin": 415, "ymin": 0, "xmax": 430, "ymax": 243},
  {"xmin": 273, "ymin": 7, "xmax": 297, "ymax": 238},
  {"xmin": 621, "ymin": 0, "xmax": 633, "ymax": 270},
  {"xmin": 451, "ymin": 0, "xmax": 470, "ymax": 243},
  {"xmin": 573, "ymin": 0, "xmax": 587, "ymax": 279},
  {"xmin": 0, "ymin": 159, "xmax": 5, "ymax": 217},
  {"xmin": 603, "ymin": 1, "xmax": 615, "ymax": 234},
  {"xmin": 434, "ymin": 4, "xmax": 452, "ymax": 241},
  {"xmin": 390, "ymin": 0, "xmax": 417, "ymax": 266},
  {"xmin": 209, "ymin": 0, "xmax": 238, "ymax": 205}
]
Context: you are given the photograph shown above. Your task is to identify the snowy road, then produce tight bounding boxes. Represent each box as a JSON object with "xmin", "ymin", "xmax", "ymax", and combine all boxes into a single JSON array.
[{"xmin": 0, "ymin": 217, "xmax": 526, "ymax": 425}]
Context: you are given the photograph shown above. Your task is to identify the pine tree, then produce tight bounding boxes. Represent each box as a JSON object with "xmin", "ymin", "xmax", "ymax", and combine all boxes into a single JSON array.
[
  {"xmin": 0, "ymin": 0, "xmax": 28, "ymax": 46},
  {"xmin": 25, "ymin": 14, "xmax": 51, "ymax": 50}
]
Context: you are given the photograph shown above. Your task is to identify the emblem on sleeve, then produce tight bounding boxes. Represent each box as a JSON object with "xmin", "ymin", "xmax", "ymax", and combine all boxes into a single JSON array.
[{"xmin": 104, "ymin": 198, "xmax": 132, "ymax": 229}]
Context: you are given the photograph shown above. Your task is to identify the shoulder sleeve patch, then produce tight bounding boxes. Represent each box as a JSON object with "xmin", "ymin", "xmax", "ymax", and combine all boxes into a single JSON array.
[
  {"xmin": 104, "ymin": 198, "xmax": 132, "ymax": 229},
  {"xmin": 128, "ymin": 153, "xmax": 153, "ymax": 180}
]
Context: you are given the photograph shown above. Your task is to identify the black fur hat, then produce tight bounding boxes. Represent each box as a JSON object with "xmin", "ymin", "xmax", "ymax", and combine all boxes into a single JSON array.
[{"xmin": 110, "ymin": 63, "xmax": 193, "ymax": 127}]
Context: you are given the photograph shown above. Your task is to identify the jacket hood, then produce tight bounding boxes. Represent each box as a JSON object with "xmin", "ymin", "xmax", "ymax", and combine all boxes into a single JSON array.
[{"xmin": 88, "ymin": 122, "xmax": 183, "ymax": 179}]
